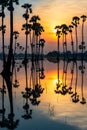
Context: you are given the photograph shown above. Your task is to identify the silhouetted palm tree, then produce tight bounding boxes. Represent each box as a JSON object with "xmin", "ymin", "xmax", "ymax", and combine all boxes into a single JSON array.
[
  {"xmin": 30, "ymin": 15, "xmax": 44, "ymax": 60},
  {"xmin": 55, "ymin": 25, "xmax": 61, "ymax": 59},
  {"xmin": 61, "ymin": 24, "xmax": 68, "ymax": 58},
  {"xmin": 72, "ymin": 16, "xmax": 80, "ymax": 56},
  {"xmin": 81, "ymin": 15, "xmax": 86, "ymax": 43},
  {"xmin": 68, "ymin": 25, "xmax": 74, "ymax": 58},
  {"xmin": 21, "ymin": 3, "xmax": 32, "ymax": 63}
]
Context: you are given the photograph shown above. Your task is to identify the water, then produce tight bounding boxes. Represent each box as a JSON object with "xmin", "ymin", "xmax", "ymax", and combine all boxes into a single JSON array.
[{"xmin": 0, "ymin": 59, "xmax": 87, "ymax": 130}]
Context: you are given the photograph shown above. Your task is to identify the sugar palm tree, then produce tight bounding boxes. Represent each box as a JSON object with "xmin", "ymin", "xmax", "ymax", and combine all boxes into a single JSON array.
[
  {"xmin": 55, "ymin": 25, "xmax": 61, "ymax": 59},
  {"xmin": 68, "ymin": 25, "xmax": 74, "ymax": 58},
  {"xmin": 81, "ymin": 15, "xmax": 86, "ymax": 43},
  {"xmin": 72, "ymin": 16, "xmax": 80, "ymax": 57},
  {"xmin": 60, "ymin": 24, "xmax": 68, "ymax": 57},
  {"xmin": 21, "ymin": 3, "xmax": 32, "ymax": 63},
  {"xmin": 30, "ymin": 15, "xmax": 40, "ymax": 57},
  {"xmin": 0, "ymin": 0, "xmax": 9, "ymax": 67},
  {"xmin": 30, "ymin": 15, "xmax": 44, "ymax": 60}
]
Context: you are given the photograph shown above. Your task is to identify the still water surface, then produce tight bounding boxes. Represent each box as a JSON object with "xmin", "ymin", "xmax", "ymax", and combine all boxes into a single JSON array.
[{"xmin": 0, "ymin": 59, "xmax": 87, "ymax": 130}]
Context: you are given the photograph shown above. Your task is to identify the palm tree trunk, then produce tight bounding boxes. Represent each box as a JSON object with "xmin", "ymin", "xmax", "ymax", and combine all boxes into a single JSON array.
[
  {"xmin": 2, "ymin": 5, "xmax": 6, "ymax": 66},
  {"xmin": 1, "ymin": 0, "xmax": 14, "ymax": 117},
  {"xmin": 75, "ymin": 27, "xmax": 78, "ymax": 55}
]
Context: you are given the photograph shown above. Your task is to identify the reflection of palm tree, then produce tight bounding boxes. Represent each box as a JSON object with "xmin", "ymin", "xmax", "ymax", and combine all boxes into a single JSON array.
[
  {"xmin": 80, "ymin": 64, "xmax": 86, "ymax": 104},
  {"xmin": 71, "ymin": 62, "xmax": 79, "ymax": 103},
  {"xmin": 13, "ymin": 64, "xmax": 19, "ymax": 88},
  {"xmin": 0, "ymin": 78, "xmax": 6, "ymax": 122},
  {"xmin": 68, "ymin": 61, "xmax": 74, "ymax": 94},
  {"xmin": 61, "ymin": 61, "xmax": 68, "ymax": 95},
  {"xmin": 21, "ymin": 62, "xmax": 32, "ymax": 119},
  {"xmin": 39, "ymin": 60, "xmax": 45, "ymax": 79},
  {"xmin": 29, "ymin": 60, "xmax": 44, "ymax": 105},
  {"xmin": 13, "ymin": 31, "xmax": 19, "ymax": 55}
]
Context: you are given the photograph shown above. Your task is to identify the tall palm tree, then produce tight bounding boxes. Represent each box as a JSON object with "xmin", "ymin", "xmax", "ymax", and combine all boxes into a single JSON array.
[
  {"xmin": 21, "ymin": 3, "xmax": 32, "ymax": 63},
  {"xmin": 0, "ymin": 0, "xmax": 9, "ymax": 67},
  {"xmin": 68, "ymin": 25, "xmax": 74, "ymax": 57},
  {"xmin": 30, "ymin": 15, "xmax": 44, "ymax": 60},
  {"xmin": 81, "ymin": 15, "xmax": 86, "ymax": 44},
  {"xmin": 29, "ymin": 15, "xmax": 40, "ymax": 59},
  {"xmin": 72, "ymin": 16, "xmax": 80, "ymax": 56},
  {"xmin": 55, "ymin": 25, "xmax": 61, "ymax": 59},
  {"xmin": 60, "ymin": 24, "xmax": 69, "ymax": 60}
]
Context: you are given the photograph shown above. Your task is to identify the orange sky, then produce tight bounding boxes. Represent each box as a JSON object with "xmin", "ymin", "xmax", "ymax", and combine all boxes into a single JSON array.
[{"xmin": 0, "ymin": 0, "xmax": 87, "ymax": 53}]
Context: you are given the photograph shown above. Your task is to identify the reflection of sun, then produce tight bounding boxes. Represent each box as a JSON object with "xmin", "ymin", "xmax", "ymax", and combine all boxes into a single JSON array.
[
  {"xmin": 53, "ymin": 79, "xmax": 58, "ymax": 84},
  {"xmin": 53, "ymin": 78, "xmax": 62, "ymax": 85}
]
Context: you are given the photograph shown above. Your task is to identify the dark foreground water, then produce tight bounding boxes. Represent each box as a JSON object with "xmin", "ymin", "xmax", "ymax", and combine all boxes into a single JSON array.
[{"xmin": 0, "ymin": 59, "xmax": 87, "ymax": 130}]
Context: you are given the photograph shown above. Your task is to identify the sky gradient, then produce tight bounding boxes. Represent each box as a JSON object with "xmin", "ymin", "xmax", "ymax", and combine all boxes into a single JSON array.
[{"xmin": 1, "ymin": 0, "xmax": 87, "ymax": 53}]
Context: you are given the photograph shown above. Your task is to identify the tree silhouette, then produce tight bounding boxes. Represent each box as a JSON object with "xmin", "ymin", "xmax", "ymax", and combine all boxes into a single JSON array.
[
  {"xmin": 72, "ymin": 16, "xmax": 80, "ymax": 56},
  {"xmin": 30, "ymin": 15, "xmax": 44, "ymax": 60},
  {"xmin": 21, "ymin": 3, "xmax": 32, "ymax": 64}
]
